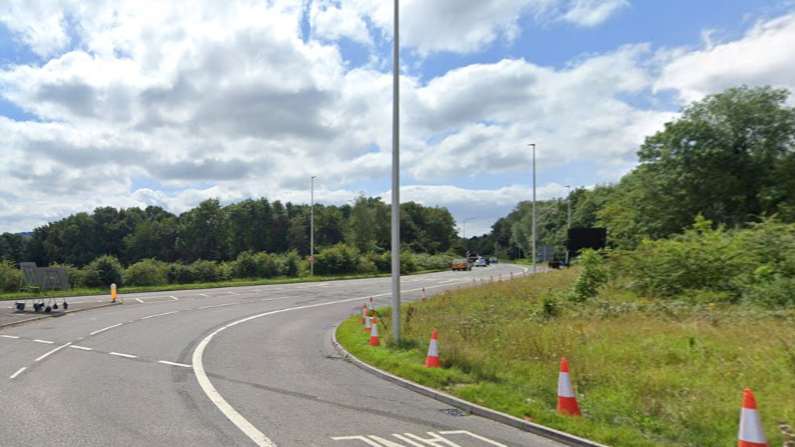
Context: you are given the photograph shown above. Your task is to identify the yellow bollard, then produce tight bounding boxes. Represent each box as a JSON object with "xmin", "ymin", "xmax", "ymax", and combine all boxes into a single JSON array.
[{"xmin": 111, "ymin": 283, "xmax": 117, "ymax": 303}]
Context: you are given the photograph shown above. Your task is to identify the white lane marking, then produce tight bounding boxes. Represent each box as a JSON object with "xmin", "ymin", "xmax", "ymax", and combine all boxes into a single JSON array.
[
  {"xmin": 1, "ymin": 335, "xmax": 20, "ymax": 339},
  {"xmin": 136, "ymin": 298, "xmax": 144, "ymax": 303},
  {"xmin": 227, "ymin": 291, "xmax": 237, "ymax": 295},
  {"xmin": 110, "ymin": 352, "xmax": 138, "ymax": 359},
  {"xmin": 33, "ymin": 339, "xmax": 54, "ymax": 344},
  {"xmin": 70, "ymin": 345, "xmax": 93, "ymax": 351},
  {"xmin": 140, "ymin": 311, "xmax": 180, "ymax": 320},
  {"xmin": 35, "ymin": 342, "xmax": 72, "ymax": 362},
  {"xmin": 190, "ymin": 278, "xmax": 473, "ymax": 447},
  {"xmin": 170, "ymin": 296, "xmax": 179, "ymax": 300},
  {"xmin": 9, "ymin": 367, "xmax": 26, "ymax": 379},
  {"xmin": 200, "ymin": 294, "xmax": 210, "ymax": 297},
  {"xmin": 158, "ymin": 360, "xmax": 192, "ymax": 368},
  {"xmin": 90, "ymin": 323, "xmax": 123, "ymax": 336},
  {"xmin": 198, "ymin": 303, "xmax": 238, "ymax": 310}
]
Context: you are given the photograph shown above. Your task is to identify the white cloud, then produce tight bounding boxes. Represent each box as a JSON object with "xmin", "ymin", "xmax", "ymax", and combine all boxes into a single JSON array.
[
  {"xmin": 655, "ymin": 13, "xmax": 795, "ymax": 102},
  {"xmin": 562, "ymin": 0, "xmax": 629, "ymax": 27}
]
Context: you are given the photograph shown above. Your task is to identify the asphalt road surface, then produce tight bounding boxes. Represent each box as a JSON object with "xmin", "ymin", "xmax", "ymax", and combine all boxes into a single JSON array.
[{"xmin": 0, "ymin": 264, "xmax": 564, "ymax": 447}]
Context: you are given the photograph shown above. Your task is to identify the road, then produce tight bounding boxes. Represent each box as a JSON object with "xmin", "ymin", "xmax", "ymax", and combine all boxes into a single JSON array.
[{"xmin": 0, "ymin": 264, "xmax": 563, "ymax": 447}]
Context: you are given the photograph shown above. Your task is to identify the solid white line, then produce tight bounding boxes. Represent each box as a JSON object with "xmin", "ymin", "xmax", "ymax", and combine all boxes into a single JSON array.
[
  {"xmin": 158, "ymin": 360, "xmax": 192, "ymax": 368},
  {"xmin": 90, "ymin": 323, "xmax": 123, "ymax": 336},
  {"xmin": 136, "ymin": 298, "xmax": 144, "ymax": 303},
  {"xmin": 70, "ymin": 345, "xmax": 93, "ymax": 351},
  {"xmin": 140, "ymin": 311, "xmax": 179, "ymax": 320},
  {"xmin": 198, "ymin": 303, "xmax": 238, "ymax": 310},
  {"xmin": 1, "ymin": 335, "xmax": 20, "ymax": 339},
  {"xmin": 9, "ymin": 367, "xmax": 26, "ymax": 379},
  {"xmin": 170, "ymin": 296, "xmax": 179, "ymax": 300},
  {"xmin": 33, "ymin": 339, "xmax": 54, "ymax": 344},
  {"xmin": 110, "ymin": 352, "xmax": 138, "ymax": 359},
  {"xmin": 35, "ymin": 342, "xmax": 72, "ymax": 362}
]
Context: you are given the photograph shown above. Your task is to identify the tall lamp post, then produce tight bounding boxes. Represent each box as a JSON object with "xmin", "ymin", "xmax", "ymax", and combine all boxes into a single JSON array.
[
  {"xmin": 310, "ymin": 176, "xmax": 316, "ymax": 276},
  {"xmin": 462, "ymin": 217, "xmax": 474, "ymax": 241},
  {"xmin": 565, "ymin": 185, "xmax": 572, "ymax": 265},
  {"xmin": 390, "ymin": 0, "xmax": 401, "ymax": 341},
  {"xmin": 529, "ymin": 143, "xmax": 536, "ymax": 274}
]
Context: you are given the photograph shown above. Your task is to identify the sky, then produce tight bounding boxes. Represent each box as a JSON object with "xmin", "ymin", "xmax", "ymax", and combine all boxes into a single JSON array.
[{"xmin": 1, "ymin": 1, "xmax": 795, "ymax": 238}]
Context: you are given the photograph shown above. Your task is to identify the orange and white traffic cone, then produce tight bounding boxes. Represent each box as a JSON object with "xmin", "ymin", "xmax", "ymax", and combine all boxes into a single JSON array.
[
  {"xmin": 422, "ymin": 287, "xmax": 427, "ymax": 302},
  {"xmin": 499, "ymin": 274, "xmax": 502, "ymax": 282},
  {"xmin": 557, "ymin": 358, "xmax": 582, "ymax": 417},
  {"xmin": 369, "ymin": 316, "xmax": 380, "ymax": 347},
  {"xmin": 425, "ymin": 330, "xmax": 440, "ymax": 368},
  {"xmin": 362, "ymin": 303, "xmax": 367, "ymax": 325},
  {"xmin": 368, "ymin": 297, "xmax": 374, "ymax": 311},
  {"xmin": 364, "ymin": 311, "xmax": 371, "ymax": 332},
  {"xmin": 739, "ymin": 389, "xmax": 767, "ymax": 447}
]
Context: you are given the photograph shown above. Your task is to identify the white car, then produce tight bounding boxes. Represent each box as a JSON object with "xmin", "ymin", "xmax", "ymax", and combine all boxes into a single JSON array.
[{"xmin": 474, "ymin": 257, "xmax": 488, "ymax": 267}]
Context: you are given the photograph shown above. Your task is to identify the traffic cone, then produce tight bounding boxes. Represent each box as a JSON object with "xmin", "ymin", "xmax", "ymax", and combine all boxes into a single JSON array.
[
  {"xmin": 364, "ymin": 311, "xmax": 371, "ymax": 332},
  {"xmin": 368, "ymin": 297, "xmax": 374, "ymax": 311},
  {"xmin": 369, "ymin": 316, "xmax": 380, "ymax": 347},
  {"xmin": 362, "ymin": 303, "xmax": 367, "ymax": 325},
  {"xmin": 557, "ymin": 358, "xmax": 582, "ymax": 417},
  {"xmin": 425, "ymin": 330, "xmax": 440, "ymax": 368},
  {"xmin": 739, "ymin": 389, "xmax": 767, "ymax": 447},
  {"xmin": 511, "ymin": 271, "xmax": 514, "ymax": 280},
  {"xmin": 422, "ymin": 287, "xmax": 427, "ymax": 302},
  {"xmin": 499, "ymin": 274, "xmax": 502, "ymax": 281}
]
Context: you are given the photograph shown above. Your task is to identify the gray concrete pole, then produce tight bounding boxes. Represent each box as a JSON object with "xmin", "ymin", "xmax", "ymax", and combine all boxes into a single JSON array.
[
  {"xmin": 530, "ymin": 143, "xmax": 536, "ymax": 274},
  {"xmin": 311, "ymin": 176, "xmax": 315, "ymax": 276},
  {"xmin": 391, "ymin": 0, "xmax": 401, "ymax": 341}
]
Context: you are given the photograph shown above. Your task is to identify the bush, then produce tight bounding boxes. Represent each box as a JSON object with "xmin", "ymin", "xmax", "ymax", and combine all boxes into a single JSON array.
[
  {"xmin": 124, "ymin": 259, "xmax": 168, "ymax": 287},
  {"xmin": 314, "ymin": 244, "xmax": 361, "ymax": 275},
  {"xmin": 83, "ymin": 255, "xmax": 124, "ymax": 288},
  {"xmin": 368, "ymin": 251, "xmax": 418, "ymax": 275},
  {"xmin": 0, "ymin": 260, "xmax": 22, "ymax": 293},
  {"xmin": 411, "ymin": 253, "xmax": 450, "ymax": 271},
  {"xmin": 51, "ymin": 263, "xmax": 84, "ymax": 289},
  {"xmin": 190, "ymin": 260, "xmax": 222, "ymax": 283},
  {"xmin": 253, "ymin": 252, "xmax": 280, "ymax": 278},
  {"xmin": 168, "ymin": 263, "xmax": 194, "ymax": 284},
  {"xmin": 233, "ymin": 251, "xmax": 258, "ymax": 278},
  {"xmin": 569, "ymin": 249, "xmax": 608, "ymax": 302},
  {"xmin": 279, "ymin": 251, "xmax": 301, "ymax": 277}
]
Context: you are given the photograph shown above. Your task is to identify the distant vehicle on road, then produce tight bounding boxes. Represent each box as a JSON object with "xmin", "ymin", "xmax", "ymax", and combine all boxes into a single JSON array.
[
  {"xmin": 451, "ymin": 259, "xmax": 471, "ymax": 271},
  {"xmin": 489, "ymin": 257, "xmax": 498, "ymax": 264},
  {"xmin": 474, "ymin": 257, "xmax": 488, "ymax": 267}
]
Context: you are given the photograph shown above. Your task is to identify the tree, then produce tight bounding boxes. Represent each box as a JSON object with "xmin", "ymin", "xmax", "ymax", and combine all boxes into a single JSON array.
[
  {"xmin": 631, "ymin": 86, "xmax": 795, "ymax": 239},
  {"xmin": 177, "ymin": 199, "xmax": 228, "ymax": 262}
]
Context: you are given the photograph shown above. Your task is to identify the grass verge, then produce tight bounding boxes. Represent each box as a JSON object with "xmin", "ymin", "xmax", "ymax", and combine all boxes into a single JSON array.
[
  {"xmin": 0, "ymin": 269, "xmax": 445, "ymax": 301},
  {"xmin": 336, "ymin": 268, "xmax": 795, "ymax": 446}
]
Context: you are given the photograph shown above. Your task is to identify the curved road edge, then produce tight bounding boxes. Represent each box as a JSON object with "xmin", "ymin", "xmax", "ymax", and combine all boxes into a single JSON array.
[{"xmin": 329, "ymin": 326, "xmax": 610, "ymax": 447}]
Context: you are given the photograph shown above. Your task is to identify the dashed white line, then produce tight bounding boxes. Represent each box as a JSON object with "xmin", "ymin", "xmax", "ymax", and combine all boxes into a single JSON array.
[
  {"xmin": 140, "ymin": 311, "xmax": 179, "ymax": 320},
  {"xmin": 9, "ymin": 367, "xmax": 26, "ymax": 379},
  {"xmin": 110, "ymin": 352, "xmax": 138, "ymax": 359},
  {"xmin": 200, "ymin": 294, "xmax": 210, "ymax": 297},
  {"xmin": 33, "ymin": 339, "xmax": 54, "ymax": 344},
  {"xmin": 170, "ymin": 296, "xmax": 179, "ymax": 300},
  {"xmin": 227, "ymin": 291, "xmax": 238, "ymax": 295},
  {"xmin": 70, "ymin": 345, "xmax": 93, "ymax": 351},
  {"xmin": 90, "ymin": 323, "xmax": 124, "ymax": 336},
  {"xmin": 35, "ymin": 342, "xmax": 72, "ymax": 362},
  {"xmin": 198, "ymin": 303, "xmax": 238, "ymax": 310},
  {"xmin": 158, "ymin": 360, "xmax": 192, "ymax": 368},
  {"xmin": 1, "ymin": 335, "xmax": 20, "ymax": 339},
  {"xmin": 136, "ymin": 298, "xmax": 144, "ymax": 303}
]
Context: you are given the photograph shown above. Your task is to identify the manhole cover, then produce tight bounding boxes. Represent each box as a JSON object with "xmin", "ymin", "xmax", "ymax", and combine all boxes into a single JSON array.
[{"xmin": 438, "ymin": 408, "xmax": 469, "ymax": 417}]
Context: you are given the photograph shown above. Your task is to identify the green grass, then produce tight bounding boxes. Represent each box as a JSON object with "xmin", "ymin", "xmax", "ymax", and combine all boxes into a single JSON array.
[
  {"xmin": 337, "ymin": 268, "xmax": 795, "ymax": 446},
  {"xmin": 0, "ymin": 269, "xmax": 445, "ymax": 301}
]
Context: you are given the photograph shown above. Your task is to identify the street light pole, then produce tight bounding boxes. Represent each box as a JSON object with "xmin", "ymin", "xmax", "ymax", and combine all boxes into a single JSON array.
[
  {"xmin": 529, "ymin": 143, "xmax": 536, "ymax": 274},
  {"xmin": 462, "ymin": 217, "xmax": 474, "ymax": 241},
  {"xmin": 565, "ymin": 185, "xmax": 571, "ymax": 265},
  {"xmin": 310, "ymin": 176, "xmax": 316, "ymax": 276},
  {"xmin": 390, "ymin": 0, "xmax": 401, "ymax": 341}
]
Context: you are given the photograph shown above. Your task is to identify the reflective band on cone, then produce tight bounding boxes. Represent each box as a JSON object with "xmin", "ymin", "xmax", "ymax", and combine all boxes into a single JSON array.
[
  {"xmin": 425, "ymin": 330, "xmax": 440, "ymax": 368},
  {"xmin": 369, "ymin": 316, "xmax": 380, "ymax": 347},
  {"xmin": 739, "ymin": 389, "xmax": 767, "ymax": 447},
  {"xmin": 557, "ymin": 358, "xmax": 582, "ymax": 417},
  {"xmin": 364, "ymin": 311, "xmax": 371, "ymax": 332},
  {"xmin": 362, "ymin": 304, "xmax": 367, "ymax": 325},
  {"xmin": 368, "ymin": 297, "xmax": 374, "ymax": 311}
]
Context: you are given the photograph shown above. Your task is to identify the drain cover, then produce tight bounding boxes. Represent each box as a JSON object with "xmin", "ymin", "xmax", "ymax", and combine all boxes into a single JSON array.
[{"xmin": 438, "ymin": 408, "xmax": 469, "ymax": 417}]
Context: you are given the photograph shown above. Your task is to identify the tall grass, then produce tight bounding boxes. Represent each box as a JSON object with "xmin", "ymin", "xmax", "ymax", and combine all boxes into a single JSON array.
[{"xmin": 338, "ymin": 268, "xmax": 795, "ymax": 446}]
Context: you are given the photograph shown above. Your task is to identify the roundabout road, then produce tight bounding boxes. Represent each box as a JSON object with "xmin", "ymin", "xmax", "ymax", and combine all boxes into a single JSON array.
[{"xmin": 0, "ymin": 264, "xmax": 563, "ymax": 447}]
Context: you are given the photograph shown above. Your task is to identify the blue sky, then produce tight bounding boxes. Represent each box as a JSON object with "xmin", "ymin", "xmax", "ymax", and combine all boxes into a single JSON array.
[{"xmin": 1, "ymin": 0, "xmax": 794, "ymax": 237}]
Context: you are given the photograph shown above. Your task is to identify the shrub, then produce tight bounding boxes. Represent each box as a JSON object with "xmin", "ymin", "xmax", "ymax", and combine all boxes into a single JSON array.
[
  {"xmin": 253, "ymin": 252, "xmax": 280, "ymax": 278},
  {"xmin": 0, "ymin": 260, "xmax": 22, "ymax": 293},
  {"xmin": 280, "ymin": 251, "xmax": 301, "ymax": 277},
  {"xmin": 314, "ymin": 244, "xmax": 361, "ymax": 275},
  {"xmin": 168, "ymin": 263, "xmax": 194, "ymax": 284},
  {"xmin": 83, "ymin": 255, "xmax": 124, "ymax": 288},
  {"xmin": 569, "ymin": 249, "xmax": 608, "ymax": 302},
  {"xmin": 191, "ymin": 260, "xmax": 222, "ymax": 283},
  {"xmin": 51, "ymin": 263, "xmax": 84, "ymax": 289},
  {"xmin": 124, "ymin": 259, "xmax": 168, "ymax": 287},
  {"xmin": 234, "ymin": 251, "xmax": 259, "ymax": 278},
  {"xmin": 411, "ymin": 253, "xmax": 450, "ymax": 271}
]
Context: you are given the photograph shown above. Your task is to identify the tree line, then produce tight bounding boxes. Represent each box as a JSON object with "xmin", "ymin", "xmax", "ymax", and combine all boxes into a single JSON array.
[
  {"xmin": 0, "ymin": 196, "xmax": 459, "ymax": 267},
  {"xmin": 471, "ymin": 86, "xmax": 795, "ymax": 258}
]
